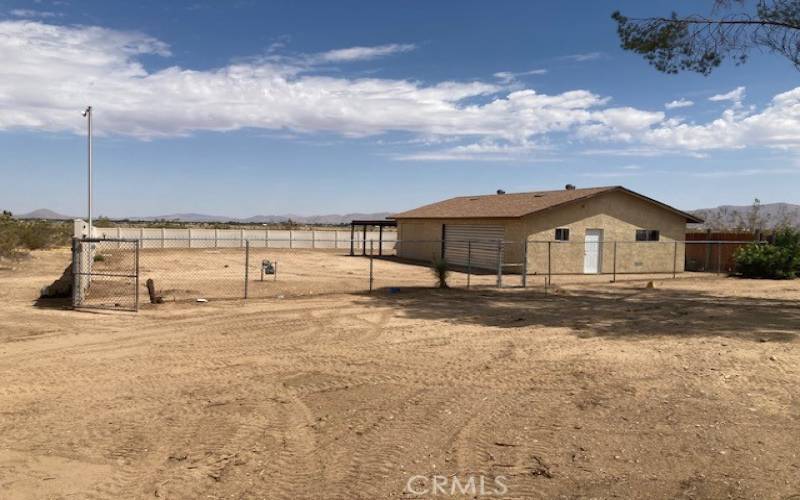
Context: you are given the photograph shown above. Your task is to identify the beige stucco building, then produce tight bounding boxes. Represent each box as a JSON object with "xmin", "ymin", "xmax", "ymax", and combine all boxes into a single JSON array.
[{"xmin": 391, "ymin": 186, "xmax": 702, "ymax": 275}]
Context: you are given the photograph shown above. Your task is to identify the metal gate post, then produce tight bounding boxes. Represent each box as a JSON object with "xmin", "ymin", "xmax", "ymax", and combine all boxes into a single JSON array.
[
  {"xmin": 466, "ymin": 240, "xmax": 471, "ymax": 289},
  {"xmin": 71, "ymin": 238, "xmax": 80, "ymax": 308},
  {"xmin": 134, "ymin": 240, "xmax": 140, "ymax": 311},
  {"xmin": 244, "ymin": 240, "xmax": 250, "ymax": 299}
]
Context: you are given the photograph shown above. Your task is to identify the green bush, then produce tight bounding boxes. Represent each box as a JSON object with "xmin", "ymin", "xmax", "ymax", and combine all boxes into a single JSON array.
[
  {"xmin": 0, "ymin": 214, "xmax": 72, "ymax": 258},
  {"xmin": 0, "ymin": 221, "xmax": 20, "ymax": 258},
  {"xmin": 18, "ymin": 221, "xmax": 53, "ymax": 250},
  {"xmin": 734, "ymin": 228, "xmax": 800, "ymax": 279},
  {"xmin": 430, "ymin": 256, "xmax": 450, "ymax": 288}
]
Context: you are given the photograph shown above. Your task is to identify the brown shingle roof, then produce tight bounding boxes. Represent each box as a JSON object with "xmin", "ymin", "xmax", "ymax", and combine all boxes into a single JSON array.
[{"xmin": 391, "ymin": 186, "xmax": 703, "ymax": 223}]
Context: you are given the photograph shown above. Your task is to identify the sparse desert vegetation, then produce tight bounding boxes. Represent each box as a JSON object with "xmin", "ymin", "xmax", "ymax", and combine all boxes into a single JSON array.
[
  {"xmin": 1, "ymin": 249, "xmax": 798, "ymax": 499},
  {"xmin": 0, "ymin": 212, "xmax": 71, "ymax": 259}
]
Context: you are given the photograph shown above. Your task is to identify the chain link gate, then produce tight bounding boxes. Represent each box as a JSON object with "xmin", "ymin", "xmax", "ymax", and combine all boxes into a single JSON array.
[{"xmin": 72, "ymin": 238, "xmax": 139, "ymax": 311}]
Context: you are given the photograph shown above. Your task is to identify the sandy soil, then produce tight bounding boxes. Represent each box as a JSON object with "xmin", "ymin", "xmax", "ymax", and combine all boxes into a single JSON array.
[{"xmin": 1, "ymin": 249, "xmax": 799, "ymax": 499}]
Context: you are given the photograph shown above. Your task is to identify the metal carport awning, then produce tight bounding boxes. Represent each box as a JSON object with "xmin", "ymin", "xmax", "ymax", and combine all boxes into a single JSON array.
[{"xmin": 349, "ymin": 219, "xmax": 397, "ymax": 256}]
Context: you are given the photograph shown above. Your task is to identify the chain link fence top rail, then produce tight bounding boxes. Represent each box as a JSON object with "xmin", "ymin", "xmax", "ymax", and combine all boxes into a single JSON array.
[{"xmin": 72, "ymin": 238, "xmax": 755, "ymax": 310}]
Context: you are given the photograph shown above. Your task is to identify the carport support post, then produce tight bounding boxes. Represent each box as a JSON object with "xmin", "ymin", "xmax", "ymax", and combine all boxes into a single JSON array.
[
  {"xmin": 349, "ymin": 223, "xmax": 355, "ymax": 256},
  {"xmin": 378, "ymin": 225, "xmax": 384, "ymax": 256},
  {"xmin": 244, "ymin": 240, "xmax": 250, "ymax": 299},
  {"xmin": 466, "ymin": 241, "xmax": 472, "ymax": 289},
  {"xmin": 362, "ymin": 225, "xmax": 367, "ymax": 256}
]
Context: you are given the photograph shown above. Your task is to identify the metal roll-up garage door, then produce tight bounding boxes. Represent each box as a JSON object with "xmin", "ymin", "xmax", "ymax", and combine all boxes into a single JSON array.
[{"xmin": 444, "ymin": 224, "xmax": 505, "ymax": 270}]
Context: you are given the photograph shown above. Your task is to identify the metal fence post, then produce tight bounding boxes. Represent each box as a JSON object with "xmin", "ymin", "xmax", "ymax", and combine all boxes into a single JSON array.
[
  {"xmin": 547, "ymin": 241, "xmax": 552, "ymax": 289},
  {"xmin": 717, "ymin": 241, "xmax": 722, "ymax": 275},
  {"xmin": 71, "ymin": 238, "xmax": 80, "ymax": 308},
  {"xmin": 134, "ymin": 240, "xmax": 140, "ymax": 312},
  {"xmin": 522, "ymin": 240, "xmax": 528, "ymax": 288},
  {"xmin": 244, "ymin": 240, "xmax": 250, "ymax": 299},
  {"xmin": 673, "ymin": 240, "xmax": 678, "ymax": 279},
  {"xmin": 496, "ymin": 240, "xmax": 503, "ymax": 288},
  {"xmin": 466, "ymin": 240, "xmax": 472, "ymax": 289},
  {"xmin": 369, "ymin": 240, "xmax": 374, "ymax": 292},
  {"xmin": 612, "ymin": 241, "xmax": 617, "ymax": 283}
]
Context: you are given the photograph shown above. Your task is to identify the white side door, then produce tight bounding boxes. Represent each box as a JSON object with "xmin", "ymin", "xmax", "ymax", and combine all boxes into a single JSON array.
[{"xmin": 584, "ymin": 229, "xmax": 603, "ymax": 274}]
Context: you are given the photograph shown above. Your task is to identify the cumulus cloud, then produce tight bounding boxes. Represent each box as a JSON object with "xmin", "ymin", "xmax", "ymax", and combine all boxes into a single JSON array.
[
  {"xmin": 1, "ymin": 20, "xmax": 800, "ymax": 161},
  {"xmin": 493, "ymin": 68, "xmax": 547, "ymax": 84},
  {"xmin": 559, "ymin": 52, "xmax": 605, "ymax": 62},
  {"xmin": 315, "ymin": 43, "xmax": 416, "ymax": 62},
  {"xmin": 709, "ymin": 86, "xmax": 746, "ymax": 106},
  {"xmin": 665, "ymin": 98, "xmax": 694, "ymax": 110},
  {"xmin": 9, "ymin": 9, "xmax": 62, "ymax": 18},
  {"xmin": 642, "ymin": 87, "xmax": 800, "ymax": 151}
]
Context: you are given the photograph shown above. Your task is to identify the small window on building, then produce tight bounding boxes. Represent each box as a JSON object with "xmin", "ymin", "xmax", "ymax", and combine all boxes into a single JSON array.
[
  {"xmin": 555, "ymin": 228, "xmax": 570, "ymax": 241},
  {"xmin": 635, "ymin": 229, "xmax": 660, "ymax": 241}
]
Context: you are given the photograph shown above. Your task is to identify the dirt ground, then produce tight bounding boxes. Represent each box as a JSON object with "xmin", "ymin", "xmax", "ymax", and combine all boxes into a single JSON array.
[{"xmin": 1, "ymin": 249, "xmax": 799, "ymax": 499}]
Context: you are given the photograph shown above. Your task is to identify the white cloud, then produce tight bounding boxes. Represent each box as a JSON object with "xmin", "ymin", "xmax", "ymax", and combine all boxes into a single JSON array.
[
  {"xmin": 395, "ymin": 141, "xmax": 556, "ymax": 162},
  {"xmin": 665, "ymin": 98, "xmax": 694, "ymax": 110},
  {"xmin": 642, "ymin": 88, "xmax": 800, "ymax": 151},
  {"xmin": 709, "ymin": 86, "xmax": 746, "ymax": 106},
  {"xmin": 316, "ymin": 43, "xmax": 416, "ymax": 62},
  {"xmin": 493, "ymin": 68, "xmax": 547, "ymax": 84},
  {"xmin": 1, "ymin": 20, "xmax": 800, "ymax": 162},
  {"xmin": 9, "ymin": 9, "xmax": 62, "ymax": 18},
  {"xmin": 560, "ymin": 52, "xmax": 605, "ymax": 62}
]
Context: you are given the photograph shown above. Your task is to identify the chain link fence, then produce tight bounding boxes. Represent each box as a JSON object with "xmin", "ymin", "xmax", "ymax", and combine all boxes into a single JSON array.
[
  {"xmin": 72, "ymin": 238, "xmax": 139, "ymax": 311},
  {"xmin": 71, "ymin": 237, "xmax": 755, "ymax": 311}
]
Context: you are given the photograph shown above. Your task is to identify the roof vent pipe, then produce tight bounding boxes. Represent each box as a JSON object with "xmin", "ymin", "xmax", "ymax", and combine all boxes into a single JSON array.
[
  {"xmin": 565, "ymin": 184, "xmax": 576, "ymax": 190},
  {"xmin": 496, "ymin": 189, "xmax": 506, "ymax": 195}
]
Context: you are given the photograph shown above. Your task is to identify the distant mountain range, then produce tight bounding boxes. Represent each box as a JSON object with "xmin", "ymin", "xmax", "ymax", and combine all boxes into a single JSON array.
[
  {"xmin": 15, "ymin": 209, "xmax": 392, "ymax": 225},
  {"xmin": 690, "ymin": 202, "xmax": 800, "ymax": 230},
  {"xmin": 15, "ymin": 202, "xmax": 800, "ymax": 229},
  {"xmin": 15, "ymin": 208, "xmax": 77, "ymax": 220}
]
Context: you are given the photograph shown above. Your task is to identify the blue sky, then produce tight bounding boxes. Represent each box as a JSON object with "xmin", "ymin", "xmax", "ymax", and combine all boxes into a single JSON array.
[{"xmin": 1, "ymin": 0, "xmax": 799, "ymax": 218}]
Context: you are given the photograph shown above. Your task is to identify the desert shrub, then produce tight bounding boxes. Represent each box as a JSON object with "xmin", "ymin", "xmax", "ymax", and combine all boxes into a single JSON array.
[
  {"xmin": 0, "ymin": 214, "xmax": 72, "ymax": 257},
  {"xmin": 18, "ymin": 221, "xmax": 53, "ymax": 250},
  {"xmin": 93, "ymin": 254, "xmax": 105, "ymax": 262},
  {"xmin": 734, "ymin": 228, "xmax": 800, "ymax": 279},
  {"xmin": 430, "ymin": 255, "xmax": 450, "ymax": 288},
  {"xmin": 0, "ymin": 216, "xmax": 20, "ymax": 258}
]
